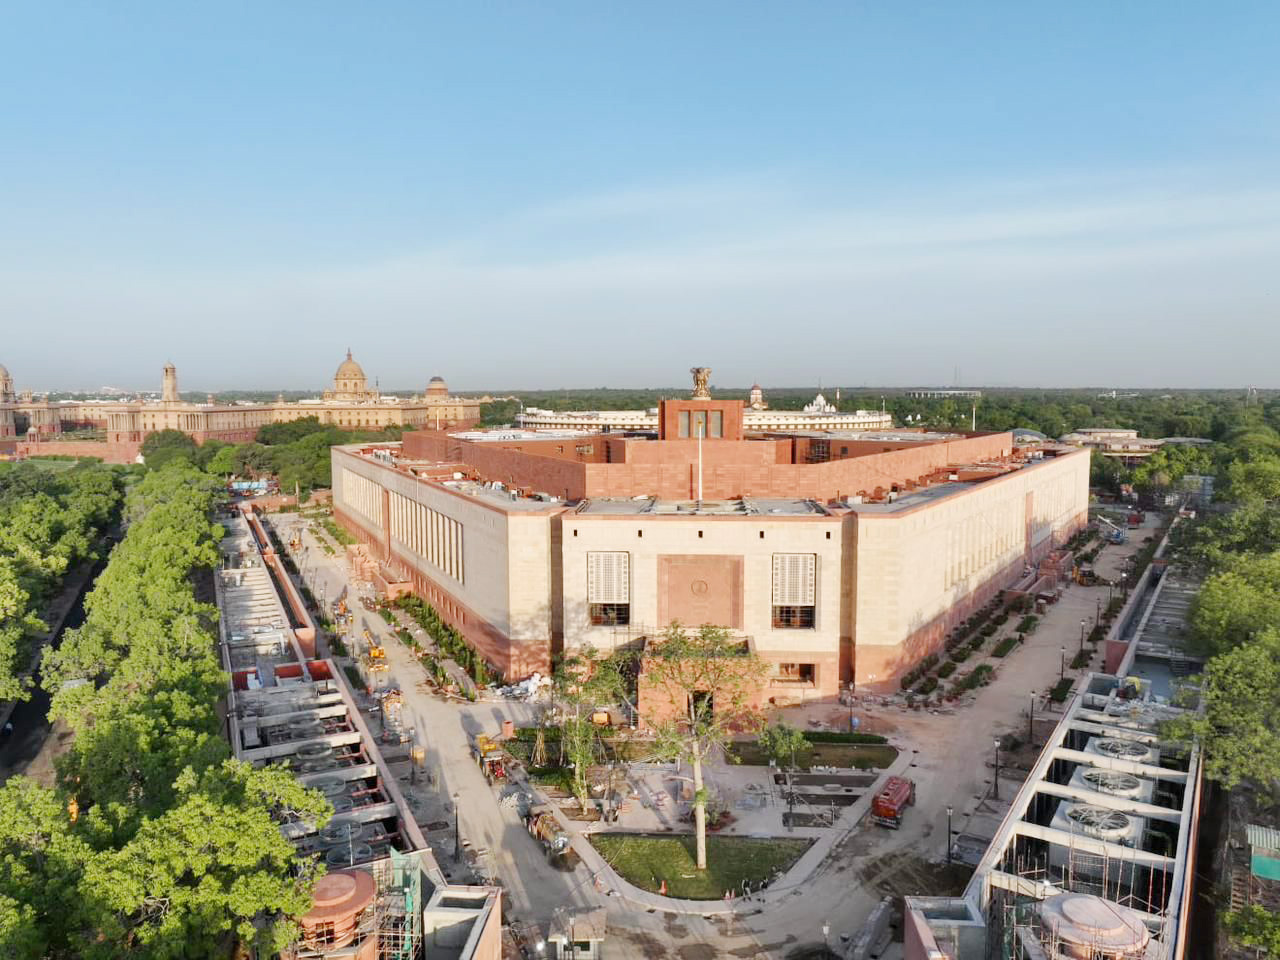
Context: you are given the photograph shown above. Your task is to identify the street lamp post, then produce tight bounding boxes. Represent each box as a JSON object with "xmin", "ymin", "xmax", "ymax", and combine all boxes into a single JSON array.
[
  {"xmin": 822, "ymin": 923, "xmax": 831, "ymax": 953},
  {"xmin": 993, "ymin": 738, "xmax": 1001, "ymax": 801},
  {"xmin": 1028, "ymin": 690, "xmax": 1036, "ymax": 746},
  {"xmin": 452, "ymin": 791, "xmax": 461, "ymax": 863},
  {"xmin": 945, "ymin": 806, "xmax": 954, "ymax": 865},
  {"xmin": 1060, "ymin": 646, "xmax": 1066, "ymax": 683},
  {"xmin": 1079, "ymin": 617, "xmax": 1087, "ymax": 656}
]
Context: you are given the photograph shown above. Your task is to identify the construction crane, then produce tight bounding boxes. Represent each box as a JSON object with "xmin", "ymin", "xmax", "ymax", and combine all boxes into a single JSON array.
[{"xmin": 1094, "ymin": 514, "xmax": 1128, "ymax": 544}]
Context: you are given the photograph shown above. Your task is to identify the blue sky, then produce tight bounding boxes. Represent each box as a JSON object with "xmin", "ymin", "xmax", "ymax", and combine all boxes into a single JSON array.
[{"xmin": 2, "ymin": 2, "xmax": 1278, "ymax": 390}]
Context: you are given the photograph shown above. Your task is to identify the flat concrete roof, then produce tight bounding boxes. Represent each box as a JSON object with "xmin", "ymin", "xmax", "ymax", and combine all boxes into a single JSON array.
[{"xmin": 577, "ymin": 497, "xmax": 829, "ymax": 517}]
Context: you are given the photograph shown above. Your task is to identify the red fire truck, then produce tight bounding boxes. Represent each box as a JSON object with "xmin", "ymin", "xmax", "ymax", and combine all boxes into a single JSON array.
[{"xmin": 871, "ymin": 776, "xmax": 916, "ymax": 829}]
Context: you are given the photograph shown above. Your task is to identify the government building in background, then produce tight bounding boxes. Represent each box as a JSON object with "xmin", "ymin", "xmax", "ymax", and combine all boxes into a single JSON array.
[
  {"xmin": 0, "ymin": 351, "xmax": 486, "ymax": 461},
  {"xmin": 330, "ymin": 368, "xmax": 1089, "ymax": 694},
  {"xmin": 516, "ymin": 384, "xmax": 893, "ymax": 433}
]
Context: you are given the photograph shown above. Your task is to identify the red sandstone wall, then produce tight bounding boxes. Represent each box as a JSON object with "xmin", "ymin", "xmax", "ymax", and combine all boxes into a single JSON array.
[
  {"xmin": 582, "ymin": 432, "xmax": 1013, "ymax": 501},
  {"xmin": 402, "ymin": 432, "xmax": 592, "ymax": 500},
  {"xmin": 17, "ymin": 439, "xmax": 142, "ymax": 464},
  {"xmin": 399, "ymin": 430, "xmax": 1013, "ymax": 504}
]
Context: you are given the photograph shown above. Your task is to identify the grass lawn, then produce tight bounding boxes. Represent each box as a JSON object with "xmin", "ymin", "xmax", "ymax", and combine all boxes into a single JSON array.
[
  {"xmin": 590, "ymin": 833, "xmax": 811, "ymax": 899},
  {"xmin": 727, "ymin": 742, "xmax": 898, "ymax": 770}
]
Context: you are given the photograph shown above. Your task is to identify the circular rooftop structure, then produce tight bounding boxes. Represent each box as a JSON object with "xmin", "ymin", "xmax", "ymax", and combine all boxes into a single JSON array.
[
  {"xmin": 426, "ymin": 375, "xmax": 448, "ymax": 397},
  {"xmin": 334, "ymin": 349, "xmax": 366, "ymax": 382},
  {"xmin": 1037, "ymin": 892, "xmax": 1149, "ymax": 958}
]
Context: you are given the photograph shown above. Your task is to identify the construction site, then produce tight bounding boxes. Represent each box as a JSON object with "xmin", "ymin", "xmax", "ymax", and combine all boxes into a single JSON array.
[
  {"xmin": 214, "ymin": 507, "xmax": 503, "ymax": 960},
  {"xmin": 905, "ymin": 527, "xmax": 1206, "ymax": 960}
]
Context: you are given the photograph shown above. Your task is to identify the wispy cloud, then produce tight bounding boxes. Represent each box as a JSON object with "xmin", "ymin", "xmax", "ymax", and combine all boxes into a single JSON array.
[{"xmin": 3, "ymin": 170, "xmax": 1279, "ymax": 389}]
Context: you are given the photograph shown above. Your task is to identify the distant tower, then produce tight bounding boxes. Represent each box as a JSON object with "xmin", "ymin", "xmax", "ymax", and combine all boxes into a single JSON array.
[
  {"xmin": 0, "ymin": 363, "xmax": 14, "ymax": 403},
  {"xmin": 748, "ymin": 383, "xmax": 767, "ymax": 410},
  {"xmin": 162, "ymin": 363, "xmax": 179, "ymax": 402}
]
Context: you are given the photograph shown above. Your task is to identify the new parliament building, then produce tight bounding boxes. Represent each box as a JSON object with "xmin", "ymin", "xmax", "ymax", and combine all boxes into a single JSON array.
[{"xmin": 331, "ymin": 370, "xmax": 1089, "ymax": 692}]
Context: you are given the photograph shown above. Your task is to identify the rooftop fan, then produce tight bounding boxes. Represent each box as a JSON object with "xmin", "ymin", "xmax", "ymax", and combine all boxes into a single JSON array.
[
  {"xmin": 1082, "ymin": 769, "xmax": 1143, "ymax": 797},
  {"xmin": 1095, "ymin": 738, "xmax": 1150, "ymax": 760},
  {"xmin": 320, "ymin": 818, "xmax": 365, "ymax": 845},
  {"xmin": 1066, "ymin": 804, "xmax": 1132, "ymax": 840}
]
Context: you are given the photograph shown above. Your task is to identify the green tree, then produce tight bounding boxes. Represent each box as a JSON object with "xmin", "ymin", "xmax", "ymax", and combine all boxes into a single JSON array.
[
  {"xmin": 204, "ymin": 444, "xmax": 238, "ymax": 477},
  {"xmin": 639, "ymin": 623, "xmax": 769, "ymax": 870},
  {"xmin": 553, "ymin": 646, "xmax": 625, "ymax": 813},
  {"xmin": 1224, "ymin": 905, "xmax": 1280, "ymax": 957},
  {"xmin": 0, "ymin": 777, "xmax": 92, "ymax": 959},
  {"xmin": 1223, "ymin": 455, "xmax": 1280, "ymax": 502},
  {"xmin": 1089, "ymin": 450, "xmax": 1128, "ymax": 496},
  {"xmin": 1169, "ymin": 629, "xmax": 1280, "ymax": 788},
  {"xmin": 139, "ymin": 430, "xmax": 199, "ymax": 470},
  {"xmin": 0, "ymin": 561, "xmax": 45, "ymax": 702},
  {"xmin": 756, "ymin": 721, "xmax": 809, "ymax": 769},
  {"xmin": 75, "ymin": 761, "xmax": 328, "ymax": 960},
  {"xmin": 1188, "ymin": 553, "xmax": 1280, "ymax": 657}
]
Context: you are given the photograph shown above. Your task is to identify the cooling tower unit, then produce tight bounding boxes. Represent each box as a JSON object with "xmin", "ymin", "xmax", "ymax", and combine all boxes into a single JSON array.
[
  {"xmin": 1069, "ymin": 767, "xmax": 1155, "ymax": 804},
  {"xmin": 1034, "ymin": 892, "xmax": 1150, "ymax": 960},
  {"xmin": 1048, "ymin": 802, "xmax": 1148, "ymax": 881},
  {"xmin": 1083, "ymin": 737, "xmax": 1158, "ymax": 766}
]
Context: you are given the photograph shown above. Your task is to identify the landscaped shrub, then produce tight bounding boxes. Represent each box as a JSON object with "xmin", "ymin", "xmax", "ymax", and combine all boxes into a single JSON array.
[
  {"xmin": 992, "ymin": 636, "xmax": 1019, "ymax": 657},
  {"xmin": 980, "ymin": 624, "xmax": 998, "ymax": 637},
  {"xmin": 914, "ymin": 676, "xmax": 939, "ymax": 695},
  {"xmin": 938, "ymin": 661, "xmax": 957, "ymax": 678},
  {"xmin": 1049, "ymin": 677, "xmax": 1073, "ymax": 702},
  {"xmin": 951, "ymin": 647, "xmax": 971, "ymax": 663},
  {"xmin": 1017, "ymin": 615, "xmax": 1038, "ymax": 633},
  {"xmin": 954, "ymin": 664, "xmax": 994, "ymax": 692},
  {"xmin": 1070, "ymin": 649, "xmax": 1090, "ymax": 669},
  {"xmin": 802, "ymin": 731, "xmax": 889, "ymax": 745}
]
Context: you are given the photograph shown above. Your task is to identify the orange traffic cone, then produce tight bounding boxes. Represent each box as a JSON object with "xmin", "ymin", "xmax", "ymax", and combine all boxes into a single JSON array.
[{"xmin": 659, "ymin": 879, "xmax": 667, "ymax": 896}]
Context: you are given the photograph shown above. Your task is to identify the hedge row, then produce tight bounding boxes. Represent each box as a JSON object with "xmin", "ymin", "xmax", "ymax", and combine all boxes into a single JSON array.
[
  {"xmin": 802, "ymin": 731, "xmax": 889, "ymax": 745},
  {"xmin": 395, "ymin": 594, "xmax": 499, "ymax": 686}
]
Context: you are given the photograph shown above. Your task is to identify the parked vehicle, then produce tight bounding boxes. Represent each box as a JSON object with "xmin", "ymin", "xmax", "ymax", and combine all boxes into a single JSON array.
[{"xmin": 871, "ymin": 776, "xmax": 916, "ymax": 829}]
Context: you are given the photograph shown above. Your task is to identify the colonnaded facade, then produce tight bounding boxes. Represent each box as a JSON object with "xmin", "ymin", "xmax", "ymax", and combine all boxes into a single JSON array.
[
  {"xmin": 330, "ymin": 369, "xmax": 1090, "ymax": 697},
  {"xmin": 0, "ymin": 352, "xmax": 487, "ymax": 461}
]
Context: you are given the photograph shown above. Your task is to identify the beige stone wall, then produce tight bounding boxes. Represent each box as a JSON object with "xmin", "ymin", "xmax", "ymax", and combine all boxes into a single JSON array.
[
  {"xmin": 850, "ymin": 450, "xmax": 1090, "ymax": 684},
  {"xmin": 332, "ymin": 448, "xmax": 555, "ymax": 669},
  {"xmin": 561, "ymin": 514, "xmax": 845, "ymax": 695}
]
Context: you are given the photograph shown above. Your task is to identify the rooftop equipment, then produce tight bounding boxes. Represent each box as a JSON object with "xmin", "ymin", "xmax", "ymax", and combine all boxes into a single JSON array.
[{"xmin": 1034, "ymin": 892, "xmax": 1150, "ymax": 959}]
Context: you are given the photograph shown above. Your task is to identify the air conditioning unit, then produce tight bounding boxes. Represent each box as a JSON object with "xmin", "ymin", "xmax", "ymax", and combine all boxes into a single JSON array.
[
  {"xmin": 1048, "ymin": 801, "xmax": 1148, "ymax": 880},
  {"xmin": 1069, "ymin": 766, "xmax": 1154, "ymax": 804},
  {"xmin": 1084, "ymin": 737, "xmax": 1158, "ymax": 766}
]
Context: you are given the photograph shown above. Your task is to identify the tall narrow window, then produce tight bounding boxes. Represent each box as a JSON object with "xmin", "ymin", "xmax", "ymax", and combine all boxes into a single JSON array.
[
  {"xmin": 772, "ymin": 553, "xmax": 816, "ymax": 629},
  {"xmin": 587, "ymin": 551, "xmax": 630, "ymax": 626}
]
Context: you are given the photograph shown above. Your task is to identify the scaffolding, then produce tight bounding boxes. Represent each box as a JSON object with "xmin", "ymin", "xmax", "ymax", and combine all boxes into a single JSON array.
[
  {"xmin": 371, "ymin": 849, "xmax": 424, "ymax": 960},
  {"xmin": 985, "ymin": 841, "xmax": 1172, "ymax": 960}
]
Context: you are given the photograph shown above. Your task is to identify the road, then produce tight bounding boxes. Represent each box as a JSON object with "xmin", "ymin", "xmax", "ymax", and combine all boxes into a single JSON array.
[{"xmin": 0, "ymin": 556, "xmax": 104, "ymax": 786}]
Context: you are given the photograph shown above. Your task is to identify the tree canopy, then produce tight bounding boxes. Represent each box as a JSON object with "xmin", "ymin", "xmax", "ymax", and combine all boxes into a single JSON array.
[
  {"xmin": 640, "ymin": 623, "xmax": 769, "ymax": 870},
  {"xmin": 0, "ymin": 462, "xmax": 122, "ymax": 701},
  {"xmin": 0, "ymin": 461, "xmax": 328, "ymax": 959}
]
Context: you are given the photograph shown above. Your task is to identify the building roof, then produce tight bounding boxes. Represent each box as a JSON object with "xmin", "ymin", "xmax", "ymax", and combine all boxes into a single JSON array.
[
  {"xmin": 334, "ymin": 349, "xmax": 366, "ymax": 381},
  {"xmin": 577, "ymin": 497, "xmax": 829, "ymax": 516},
  {"xmin": 1247, "ymin": 824, "xmax": 1280, "ymax": 852}
]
